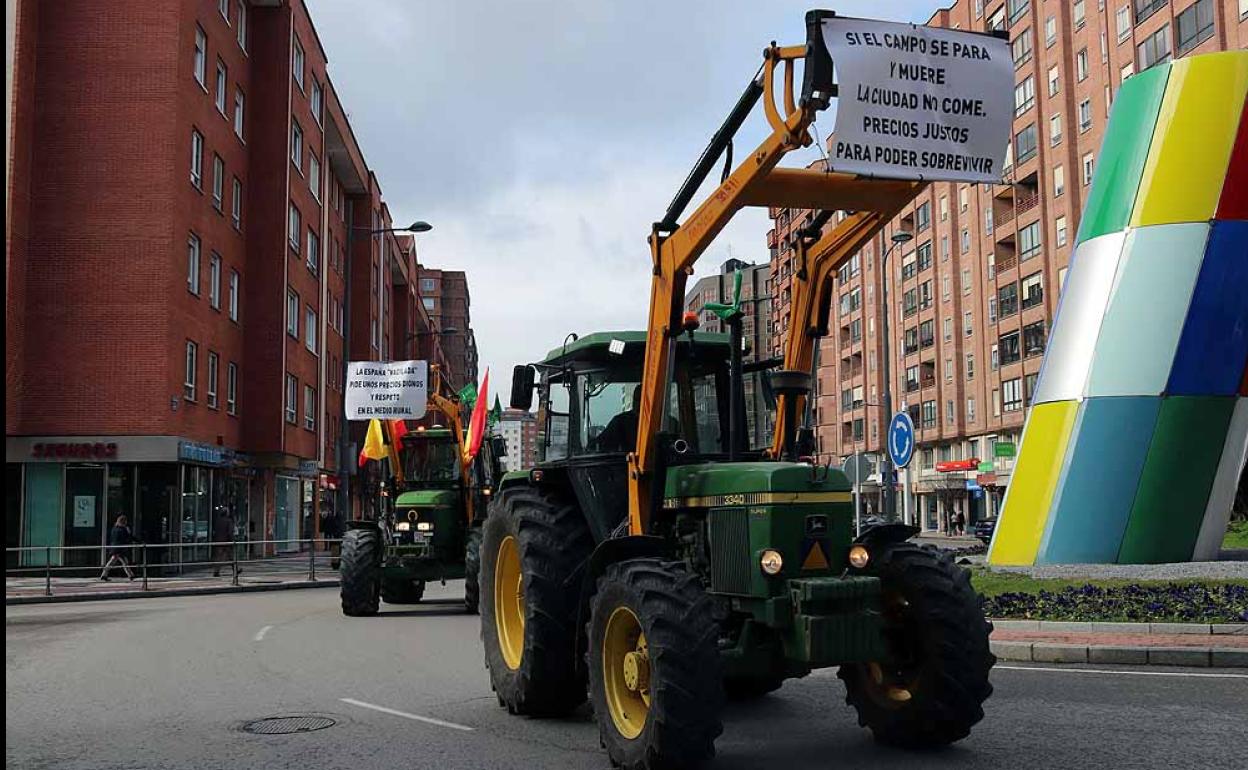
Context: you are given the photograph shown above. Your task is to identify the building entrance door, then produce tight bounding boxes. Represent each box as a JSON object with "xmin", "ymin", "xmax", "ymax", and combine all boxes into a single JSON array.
[{"xmin": 64, "ymin": 465, "xmax": 105, "ymax": 568}]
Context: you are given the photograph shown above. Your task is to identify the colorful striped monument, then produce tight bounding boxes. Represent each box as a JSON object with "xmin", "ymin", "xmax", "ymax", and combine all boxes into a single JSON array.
[{"xmin": 988, "ymin": 50, "xmax": 1248, "ymax": 566}]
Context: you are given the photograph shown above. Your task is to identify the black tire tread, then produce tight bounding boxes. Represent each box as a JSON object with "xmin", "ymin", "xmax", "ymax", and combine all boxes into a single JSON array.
[
  {"xmin": 464, "ymin": 526, "xmax": 482, "ymax": 614},
  {"xmin": 340, "ymin": 528, "xmax": 381, "ymax": 617}
]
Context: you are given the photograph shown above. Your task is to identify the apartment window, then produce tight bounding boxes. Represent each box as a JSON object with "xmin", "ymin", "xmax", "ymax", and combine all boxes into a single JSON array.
[
  {"xmin": 193, "ymin": 27, "xmax": 207, "ymax": 87},
  {"xmin": 1082, "ymin": 153, "xmax": 1095, "ymax": 186},
  {"xmin": 961, "ymin": 268, "xmax": 971, "ymax": 295},
  {"xmin": 1117, "ymin": 6, "xmax": 1132, "ymax": 41},
  {"xmin": 966, "ymin": 353, "xmax": 975, "ymax": 380},
  {"xmin": 229, "ymin": 270, "xmax": 240, "ymax": 321},
  {"xmin": 941, "ymin": 235, "xmax": 950, "ymax": 261},
  {"xmin": 939, "ymin": 196, "xmax": 949, "ymax": 221},
  {"xmin": 1015, "ymin": 124, "xmax": 1037, "ymax": 164},
  {"xmin": 942, "ymin": 274, "xmax": 951, "ymax": 301},
  {"xmin": 917, "ymin": 240, "xmax": 933, "ymax": 272},
  {"xmin": 209, "ymin": 253, "xmax": 222, "ymax": 309},
  {"xmin": 305, "ymin": 306, "xmax": 317, "ymax": 353},
  {"xmin": 989, "ymin": 295, "xmax": 998, "ymax": 321},
  {"xmin": 1021, "ymin": 272, "xmax": 1044, "ymax": 310},
  {"xmin": 1135, "ymin": 0, "xmax": 1168, "ymax": 25},
  {"xmin": 999, "ymin": 283, "xmax": 1019, "ymax": 317},
  {"xmin": 293, "ymin": 38, "xmax": 306, "ymax": 91},
  {"xmin": 916, "ymin": 201, "xmax": 931, "ymax": 232},
  {"xmin": 1074, "ymin": 0, "xmax": 1087, "ymax": 29},
  {"xmin": 989, "ymin": 6, "xmax": 1006, "ymax": 31},
  {"xmin": 1044, "ymin": 15, "xmax": 1057, "ymax": 46},
  {"xmin": 422, "ymin": 297, "xmax": 435, "ymax": 311},
  {"xmin": 233, "ymin": 89, "xmax": 245, "ymax": 139},
  {"xmin": 1003, "ymin": 378, "xmax": 1023, "ymax": 412},
  {"xmin": 964, "ymin": 311, "xmax": 974, "ymax": 337},
  {"xmin": 920, "ymin": 319, "xmax": 934, "ymax": 348},
  {"xmin": 184, "ymin": 341, "xmax": 198, "ymax": 401},
  {"xmin": 922, "ymin": 400, "xmax": 937, "ymax": 429},
  {"xmin": 288, "ymin": 203, "xmax": 301, "ymax": 250},
  {"xmin": 309, "ymin": 155, "xmax": 321, "ymax": 201},
  {"xmin": 1241, "ymin": 0, "xmax": 1248, "ymax": 21},
  {"xmin": 1079, "ymin": 99, "xmax": 1093, "ymax": 132},
  {"xmin": 291, "ymin": 121, "xmax": 303, "ymax": 169},
  {"xmin": 304, "ymin": 385, "xmax": 316, "ymax": 430},
  {"xmin": 311, "ymin": 79, "xmax": 324, "ymax": 125},
  {"xmin": 1000, "ymin": 330, "xmax": 1022, "ymax": 365},
  {"xmin": 219, "ymin": 0, "xmax": 229, "ymax": 22},
  {"xmin": 1047, "ymin": 65, "xmax": 1060, "ymax": 97},
  {"xmin": 231, "ymin": 177, "xmax": 242, "ymax": 229},
  {"xmin": 1012, "ymin": 28, "xmax": 1033, "ymax": 68},
  {"xmin": 207, "ymin": 352, "xmax": 219, "ymax": 409},
  {"xmin": 287, "ymin": 290, "xmax": 299, "ymax": 337},
  {"xmin": 945, "ymin": 357, "xmax": 954, "ymax": 382},
  {"xmin": 226, "ymin": 362, "xmax": 237, "ymax": 414},
  {"xmin": 285, "ymin": 375, "xmax": 298, "ymax": 423},
  {"xmin": 190, "ymin": 130, "xmax": 204, "ymax": 188},
  {"xmin": 1014, "ymin": 76, "xmax": 1036, "ymax": 116},
  {"xmin": 187, "ymin": 233, "xmax": 201, "ymax": 295},
  {"xmin": 212, "ymin": 155, "xmax": 224, "ymax": 209},
  {"xmin": 985, "ymin": 206, "xmax": 994, "ymax": 234},
  {"xmin": 1054, "ymin": 164, "xmax": 1066, "ymax": 197},
  {"xmin": 1137, "ymin": 25, "xmax": 1171, "ymax": 70},
  {"xmin": 1049, "ymin": 113, "xmax": 1063, "ymax": 146},
  {"xmin": 420, "ymin": 278, "xmax": 436, "ymax": 292},
  {"xmin": 959, "ymin": 186, "xmax": 968, "ymax": 212},
  {"xmin": 370, "ymin": 318, "xmax": 379, "ymax": 350},
  {"xmin": 905, "ymin": 365, "xmax": 920, "ymax": 392},
  {"xmin": 1023, "ymin": 320, "xmax": 1047, "ymax": 357},
  {"xmin": 1055, "ymin": 215, "xmax": 1069, "ymax": 247},
  {"xmin": 966, "ymin": 397, "xmax": 977, "ymax": 422},
  {"xmin": 1176, "ymin": 0, "xmax": 1215, "ymax": 54},
  {"xmin": 991, "ymin": 344, "xmax": 1000, "ymax": 370},
  {"xmin": 1019, "ymin": 221, "xmax": 1042, "ymax": 261},
  {"xmin": 947, "ymin": 400, "xmax": 956, "ymax": 425},
  {"xmin": 1008, "ymin": 0, "xmax": 1030, "ymax": 26},
  {"xmin": 1101, "ymin": 31, "xmax": 1109, "ymax": 63},
  {"xmin": 993, "ymin": 388, "xmax": 1002, "ymax": 416},
  {"xmin": 307, "ymin": 230, "xmax": 320, "ymax": 275},
  {"xmin": 960, "ymin": 228, "xmax": 971, "ymax": 254},
  {"xmin": 944, "ymin": 317, "xmax": 953, "ymax": 341},
  {"xmin": 215, "ymin": 61, "xmax": 227, "ymax": 114}
]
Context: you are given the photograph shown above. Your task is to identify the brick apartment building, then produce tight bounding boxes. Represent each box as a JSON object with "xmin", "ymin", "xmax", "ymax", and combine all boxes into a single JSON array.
[
  {"xmin": 497, "ymin": 408, "xmax": 539, "ymax": 473},
  {"xmin": 684, "ymin": 258, "xmax": 775, "ymax": 448},
  {"xmin": 5, "ymin": 0, "xmax": 474, "ymax": 567},
  {"xmin": 416, "ymin": 267, "xmax": 479, "ymax": 391},
  {"xmin": 767, "ymin": 0, "xmax": 1247, "ymax": 532}
]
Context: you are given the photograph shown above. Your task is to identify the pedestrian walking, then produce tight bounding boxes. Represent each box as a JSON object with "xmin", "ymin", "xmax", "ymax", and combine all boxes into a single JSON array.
[
  {"xmin": 323, "ymin": 510, "xmax": 344, "ymax": 570},
  {"xmin": 211, "ymin": 506, "xmax": 241, "ymax": 578},
  {"xmin": 100, "ymin": 515, "xmax": 137, "ymax": 581},
  {"xmin": 955, "ymin": 511, "xmax": 966, "ymax": 536}
]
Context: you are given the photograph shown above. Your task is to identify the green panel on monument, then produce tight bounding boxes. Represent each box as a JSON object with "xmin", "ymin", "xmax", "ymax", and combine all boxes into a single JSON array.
[{"xmin": 1117, "ymin": 397, "xmax": 1235, "ymax": 564}]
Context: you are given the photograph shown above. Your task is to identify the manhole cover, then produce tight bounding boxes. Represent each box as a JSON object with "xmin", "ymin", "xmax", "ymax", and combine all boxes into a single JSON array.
[{"xmin": 242, "ymin": 716, "xmax": 336, "ymax": 735}]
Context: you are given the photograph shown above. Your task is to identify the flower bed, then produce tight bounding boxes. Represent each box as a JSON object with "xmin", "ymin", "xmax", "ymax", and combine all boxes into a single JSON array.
[{"xmin": 982, "ymin": 582, "xmax": 1248, "ymax": 623}]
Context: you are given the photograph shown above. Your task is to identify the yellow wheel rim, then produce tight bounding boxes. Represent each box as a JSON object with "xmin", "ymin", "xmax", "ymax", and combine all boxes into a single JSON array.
[
  {"xmin": 602, "ymin": 606, "xmax": 650, "ymax": 740},
  {"xmin": 494, "ymin": 535, "xmax": 524, "ymax": 670}
]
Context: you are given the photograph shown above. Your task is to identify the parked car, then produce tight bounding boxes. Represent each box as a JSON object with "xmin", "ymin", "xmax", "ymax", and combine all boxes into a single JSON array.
[{"xmin": 974, "ymin": 517, "xmax": 997, "ymax": 544}]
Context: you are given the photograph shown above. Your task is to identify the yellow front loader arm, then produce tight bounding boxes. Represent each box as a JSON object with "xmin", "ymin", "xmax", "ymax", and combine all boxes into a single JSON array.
[
  {"xmin": 426, "ymin": 365, "xmax": 476, "ymax": 523},
  {"xmin": 627, "ymin": 14, "xmax": 925, "ymax": 536}
]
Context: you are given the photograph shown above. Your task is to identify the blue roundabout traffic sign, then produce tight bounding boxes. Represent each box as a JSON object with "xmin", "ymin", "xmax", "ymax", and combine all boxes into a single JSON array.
[{"xmin": 887, "ymin": 411, "xmax": 915, "ymax": 469}]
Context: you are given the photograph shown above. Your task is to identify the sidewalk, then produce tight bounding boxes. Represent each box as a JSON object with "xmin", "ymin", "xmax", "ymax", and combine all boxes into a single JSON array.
[
  {"xmin": 6, "ymin": 553, "xmax": 340, "ymax": 604},
  {"xmin": 990, "ymin": 619, "xmax": 1248, "ymax": 668}
]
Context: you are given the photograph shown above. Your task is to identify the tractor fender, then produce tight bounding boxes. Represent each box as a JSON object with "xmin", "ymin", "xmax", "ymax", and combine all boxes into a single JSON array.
[
  {"xmin": 570, "ymin": 535, "xmax": 674, "ymax": 680},
  {"xmin": 346, "ymin": 519, "xmax": 380, "ymax": 531},
  {"xmin": 854, "ymin": 523, "xmax": 920, "ymax": 548}
]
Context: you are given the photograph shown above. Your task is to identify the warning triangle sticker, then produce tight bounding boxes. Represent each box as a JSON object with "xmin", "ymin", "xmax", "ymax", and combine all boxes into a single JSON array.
[{"xmin": 801, "ymin": 540, "xmax": 830, "ymax": 571}]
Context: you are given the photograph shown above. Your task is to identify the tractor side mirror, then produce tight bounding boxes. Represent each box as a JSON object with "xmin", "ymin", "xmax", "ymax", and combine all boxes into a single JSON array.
[
  {"xmin": 510, "ymin": 364, "xmax": 535, "ymax": 411},
  {"xmin": 491, "ymin": 435, "xmax": 508, "ymax": 458}
]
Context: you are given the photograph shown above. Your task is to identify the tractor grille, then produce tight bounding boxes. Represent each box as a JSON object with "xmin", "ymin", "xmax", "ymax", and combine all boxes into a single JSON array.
[{"xmin": 709, "ymin": 507, "xmax": 751, "ymax": 595}]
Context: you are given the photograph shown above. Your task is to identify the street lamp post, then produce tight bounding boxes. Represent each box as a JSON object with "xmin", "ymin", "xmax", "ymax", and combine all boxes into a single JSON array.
[
  {"xmin": 877, "ymin": 228, "xmax": 914, "ymax": 522},
  {"xmin": 337, "ymin": 219, "xmax": 432, "ymax": 522}
]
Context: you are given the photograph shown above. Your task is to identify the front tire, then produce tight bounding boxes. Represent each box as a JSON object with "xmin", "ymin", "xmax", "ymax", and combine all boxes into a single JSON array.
[
  {"xmin": 480, "ymin": 486, "xmax": 592, "ymax": 716},
  {"xmin": 340, "ymin": 528, "xmax": 382, "ymax": 617},
  {"xmin": 464, "ymin": 526, "xmax": 482, "ymax": 614},
  {"xmin": 839, "ymin": 543, "xmax": 994, "ymax": 748},
  {"xmin": 588, "ymin": 558, "xmax": 723, "ymax": 770}
]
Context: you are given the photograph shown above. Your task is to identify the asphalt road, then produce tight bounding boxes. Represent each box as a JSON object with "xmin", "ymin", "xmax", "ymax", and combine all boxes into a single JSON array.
[{"xmin": 7, "ymin": 583, "xmax": 1248, "ymax": 770}]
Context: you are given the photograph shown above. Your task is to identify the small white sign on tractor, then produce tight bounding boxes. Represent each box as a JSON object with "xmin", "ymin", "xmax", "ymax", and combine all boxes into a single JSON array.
[
  {"xmin": 822, "ymin": 16, "xmax": 1013, "ymax": 183},
  {"xmin": 345, "ymin": 360, "xmax": 428, "ymax": 421}
]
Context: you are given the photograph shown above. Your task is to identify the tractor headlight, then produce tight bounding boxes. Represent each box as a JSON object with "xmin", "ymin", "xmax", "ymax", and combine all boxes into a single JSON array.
[
  {"xmin": 416, "ymin": 522, "xmax": 434, "ymax": 532},
  {"xmin": 848, "ymin": 544, "xmax": 870, "ymax": 569},
  {"xmin": 759, "ymin": 549, "xmax": 784, "ymax": 575},
  {"xmin": 395, "ymin": 522, "xmax": 411, "ymax": 532}
]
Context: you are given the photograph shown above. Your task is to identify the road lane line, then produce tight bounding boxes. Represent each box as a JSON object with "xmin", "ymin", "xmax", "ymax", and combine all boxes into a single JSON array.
[
  {"xmin": 340, "ymin": 698, "xmax": 475, "ymax": 732},
  {"xmin": 995, "ymin": 665, "xmax": 1248, "ymax": 679},
  {"xmin": 253, "ymin": 625, "xmax": 273, "ymax": 642}
]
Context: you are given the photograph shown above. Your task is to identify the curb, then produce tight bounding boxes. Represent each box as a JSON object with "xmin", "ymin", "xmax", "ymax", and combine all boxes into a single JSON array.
[
  {"xmin": 5, "ymin": 579, "xmax": 339, "ymax": 606},
  {"xmin": 990, "ymin": 640, "xmax": 1248, "ymax": 668},
  {"xmin": 991, "ymin": 619, "xmax": 1248, "ymax": 635}
]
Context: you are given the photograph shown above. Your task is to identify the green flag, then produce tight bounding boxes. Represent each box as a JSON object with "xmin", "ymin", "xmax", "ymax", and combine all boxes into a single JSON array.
[
  {"xmin": 489, "ymin": 395, "xmax": 503, "ymax": 427},
  {"xmin": 703, "ymin": 270, "xmax": 743, "ymax": 322},
  {"xmin": 457, "ymin": 382, "xmax": 477, "ymax": 411}
]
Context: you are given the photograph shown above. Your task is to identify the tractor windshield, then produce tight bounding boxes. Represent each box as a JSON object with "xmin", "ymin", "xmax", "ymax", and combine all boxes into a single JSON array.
[{"xmin": 402, "ymin": 436, "xmax": 460, "ymax": 484}]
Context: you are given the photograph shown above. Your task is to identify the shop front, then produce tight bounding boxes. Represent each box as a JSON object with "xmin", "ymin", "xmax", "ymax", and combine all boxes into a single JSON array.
[{"xmin": 5, "ymin": 436, "xmax": 254, "ymax": 572}]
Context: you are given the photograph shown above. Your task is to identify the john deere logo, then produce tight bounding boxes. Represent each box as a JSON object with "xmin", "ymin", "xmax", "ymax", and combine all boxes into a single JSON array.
[{"xmin": 805, "ymin": 515, "xmax": 829, "ymax": 536}]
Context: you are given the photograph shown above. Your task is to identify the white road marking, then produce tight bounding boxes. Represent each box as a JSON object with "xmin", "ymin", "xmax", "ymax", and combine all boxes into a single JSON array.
[
  {"xmin": 995, "ymin": 664, "xmax": 1248, "ymax": 680},
  {"xmin": 340, "ymin": 698, "xmax": 475, "ymax": 732},
  {"xmin": 253, "ymin": 625, "xmax": 273, "ymax": 642}
]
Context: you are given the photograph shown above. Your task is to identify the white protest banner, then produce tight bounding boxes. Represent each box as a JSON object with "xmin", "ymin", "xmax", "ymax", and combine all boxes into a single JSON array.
[
  {"xmin": 822, "ymin": 17, "xmax": 1012, "ymax": 183},
  {"xmin": 346, "ymin": 360, "xmax": 428, "ymax": 421}
]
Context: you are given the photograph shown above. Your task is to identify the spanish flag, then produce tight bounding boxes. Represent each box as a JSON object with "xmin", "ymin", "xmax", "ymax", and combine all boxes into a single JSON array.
[
  {"xmin": 463, "ymin": 369, "xmax": 489, "ymax": 463},
  {"xmin": 358, "ymin": 419, "xmax": 387, "ymax": 467}
]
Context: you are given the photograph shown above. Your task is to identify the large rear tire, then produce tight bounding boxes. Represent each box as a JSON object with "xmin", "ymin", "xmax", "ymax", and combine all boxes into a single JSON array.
[
  {"xmin": 839, "ymin": 542, "xmax": 994, "ymax": 748},
  {"xmin": 464, "ymin": 526, "xmax": 482, "ymax": 614},
  {"xmin": 340, "ymin": 528, "xmax": 382, "ymax": 617},
  {"xmin": 588, "ymin": 558, "xmax": 723, "ymax": 770},
  {"xmin": 381, "ymin": 577, "xmax": 425, "ymax": 604},
  {"xmin": 480, "ymin": 486, "xmax": 592, "ymax": 716}
]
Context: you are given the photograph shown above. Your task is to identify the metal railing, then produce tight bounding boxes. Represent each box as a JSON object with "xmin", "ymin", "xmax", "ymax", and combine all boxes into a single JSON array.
[{"xmin": 5, "ymin": 538, "xmax": 342, "ymax": 598}]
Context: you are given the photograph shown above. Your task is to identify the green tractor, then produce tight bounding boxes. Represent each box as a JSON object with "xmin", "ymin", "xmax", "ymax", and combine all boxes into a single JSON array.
[
  {"xmin": 479, "ymin": 14, "xmax": 998, "ymax": 768},
  {"xmin": 340, "ymin": 424, "xmax": 504, "ymax": 616}
]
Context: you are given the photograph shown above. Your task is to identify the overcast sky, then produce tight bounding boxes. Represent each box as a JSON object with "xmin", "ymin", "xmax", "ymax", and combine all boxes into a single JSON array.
[{"xmin": 306, "ymin": 0, "xmax": 938, "ymax": 399}]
